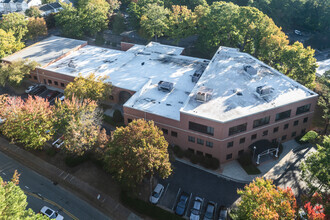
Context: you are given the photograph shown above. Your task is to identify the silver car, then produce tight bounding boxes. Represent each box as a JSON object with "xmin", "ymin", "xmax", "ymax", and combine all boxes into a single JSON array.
[
  {"xmin": 149, "ymin": 183, "xmax": 164, "ymax": 204},
  {"xmin": 190, "ymin": 197, "xmax": 203, "ymax": 220}
]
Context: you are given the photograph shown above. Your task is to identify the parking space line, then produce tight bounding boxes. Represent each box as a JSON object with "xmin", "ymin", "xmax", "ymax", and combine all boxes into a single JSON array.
[
  {"xmin": 172, "ymin": 188, "xmax": 181, "ymax": 210},
  {"xmin": 185, "ymin": 192, "xmax": 193, "ymax": 217}
]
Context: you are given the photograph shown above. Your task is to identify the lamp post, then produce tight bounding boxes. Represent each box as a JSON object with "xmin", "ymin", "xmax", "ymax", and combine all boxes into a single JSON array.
[{"xmin": 253, "ymin": 146, "xmax": 257, "ymax": 161}]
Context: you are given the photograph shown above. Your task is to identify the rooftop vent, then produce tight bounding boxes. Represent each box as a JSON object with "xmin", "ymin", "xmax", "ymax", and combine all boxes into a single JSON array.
[
  {"xmin": 158, "ymin": 81, "xmax": 173, "ymax": 92},
  {"xmin": 233, "ymin": 89, "xmax": 243, "ymax": 96},
  {"xmin": 244, "ymin": 65, "xmax": 258, "ymax": 77},
  {"xmin": 192, "ymin": 65, "xmax": 207, "ymax": 83},
  {"xmin": 68, "ymin": 60, "xmax": 76, "ymax": 69},
  {"xmin": 196, "ymin": 87, "xmax": 213, "ymax": 102},
  {"xmin": 256, "ymin": 85, "xmax": 274, "ymax": 96}
]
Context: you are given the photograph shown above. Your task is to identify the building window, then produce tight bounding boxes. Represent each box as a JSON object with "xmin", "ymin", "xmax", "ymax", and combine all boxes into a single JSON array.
[
  {"xmin": 238, "ymin": 150, "xmax": 244, "ymax": 156},
  {"xmin": 296, "ymin": 104, "xmax": 311, "ymax": 115},
  {"xmin": 301, "ymin": 128, "xmax": 306, "ymax": 135},
  {"xmin": 28, "ymin": 75, "xmax": 32, "ymax": 78},
  {"xmin": 34, "ymin": 76, "xmax": 37, "ymax": 80},
  {"xmin": 272, "ymin": 138, "xmax": 277, "ymax": 143},
  {"xmin": 227, "ymin": 141, "xmax": 233, "ymax": 148},
  {"xmin": 206, "ymin": 141, "xmax": 213, "ymax": 148},
  {"xmin": 188, "ymin": 136, "xmax": 195, "ymax": 143},
  {"xmin": 48, "ymin": 79, "xmax": 52, "ymax": 84},
  {"xmin": 205, "ymin": 153, "xmax": 212, "ymax": 158},
  {"xmin": 197, "ymin": 138, "xmax": 204, "ymax": 145},
  {"xmin": 239, "ymin": 137, "xmax": 245, "ymax": 144},
  {"xmin": 282, "ymin": 135, "xmax": 287, "ymax": 141},
  {"xmin": 251, "ymin": 134, "xmax": 257, "ymax": 140},
  {"xmin": 291, "ymin": 132, "xmax": 296, "ymax": 137},
  {"xmin": 273, "ymin": 127, "xmax": 279, "ymax": 133},
  {"xmin": 189, "ymin": 121, "xmax": 214, "ymax": 136},
  {"xmin": 226, "ymin": 153, "xmax": 232, "ymax": 160},
  {"xmin": 262, "ymin": 130, "xmax": 268, "ymax": 136},
  {"xmin": 196, "ymin": 151, "xmax": 203, "ymax": 156},
  {"xmin": 54, "ymin": 81, "xmax": 58, "ymax": 86},
  {"xmin": 294, "ymin": 120, "xmax": 299, "ymax": 126},
  {"xmin": 229, "ymin": 123, "xmax": 247, "ymax": 136},
  {"xmin": 303, "ymin": 117, "xmax": 308, "ymax": 123},
  {"xmin": 162, "ymin": 128, "xmax": 168, "ymax": 135},
  {"xmin": 253, "ymin": 116, "xmax": 270, "ymax": 128},
  {"xmin": 284, "ymin": 123, "xmax": 289, "ymax": 130},
  {"xmin": 127, "ymin": 118, "xmax": 132, "ymax": 123},
  {"xmin": 171, "ymin": 131, "xmax": 178, "ymax": 137},
  {"xmin": 275, "ymin": 110, "xmax": 291, "ymax": 121},
  {"xmin": 109, "ymin": 95, "xmax": 114, "ymax": 100},
  {"xmin": 60, "ymin": 83, "xmax": 65, "ymax": 87}
]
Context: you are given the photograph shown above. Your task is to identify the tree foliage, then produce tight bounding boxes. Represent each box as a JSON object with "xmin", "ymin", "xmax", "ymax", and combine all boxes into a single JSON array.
[
  {"xmin": 54, "ymin": 96, "xmax": 103, "ymax": 156},
  {"xmin": 235, "ymin": 177, "xmax": 297, "ymax": 220},
  {"xmin": 25, "ymin": 6, "xmax": 41, "ymax": 18},
  {"xmin": 0, "ymin": 171, "xmax": 48, "ymax": 219},
  {"xmin": 0, "ymin": 59, "xmax": 39, "ymax": 87},
  {"xmin": 0, "ymin": 29, "xmax": 24, "ymax": 59},
  {"xmin": 112, "ymin": 13, "xmax": 126, "ymax": 34},
  {"xmin": 0, "ymin": 95, "xmax": 55, "ymax": 149},
  {"xmin": 300, "ymin": 136, "xmax": 330, "ymax": 194},
  {"xmin": 301, "ymin": 192, "xmax": 329, "ymax": 220},
  {"xmin": 0, "ymin": 12, "xmax": 29, "ymax": 41},
  {"xmin": 104, "ymin": 119, "xmax": 172, "ymax": 189},
  {"xmin": 26, "ymin": 17, "xmax": 48, "ymax": 40},
  {"xmin": 315, "ymin": 71, "xmax": 330, "ymax": 133},
  {"xmin": 65, "ymin": 73, "xmax": 112, "ymax": 102}
]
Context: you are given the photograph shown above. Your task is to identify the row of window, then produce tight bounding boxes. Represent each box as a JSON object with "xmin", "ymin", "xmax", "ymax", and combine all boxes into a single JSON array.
[
  {"xmin": 29, "ymin": 75, "xmax": 66, "ymax": 88},
  {"xmin": 161, "ymin": 128, "xmax": 178, "ymax": 137},
  {"xmin": 188, "ymin": 136, "xmax": 213, "ymax": 148},
  {"xmin": 187, "ymin": 147, "xmax": 240, "ymax": 161},
  {"xmin": 229, "ymin": 105, "xmax": 311, "ymax": 136}
]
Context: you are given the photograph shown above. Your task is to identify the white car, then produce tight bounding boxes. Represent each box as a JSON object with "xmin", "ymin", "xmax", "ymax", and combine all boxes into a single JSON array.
[
  {"xmin": 149, "ymin": 183, "xmax": 164, "ymax": 204},
  {"xmin": 294, "ymin": 30, "xmax": 302, "ymax": 36},
  {"xmin": 25, "ymin": 85, "xmax": 38, "ymax": 94},
  {"xmin": 190, "ymin": 197, "xmax": 203, "ymax": 220},
  {"xmin": 40, "ymin": 206, "xmax": 64, "ymax": 220},
  {"xmin": 0, "ymin": 117, "xmax": 5, "ymax": 124},
  {"xmin": 52, "ymin": 136, "xmax": 65, "ymax": 148}
]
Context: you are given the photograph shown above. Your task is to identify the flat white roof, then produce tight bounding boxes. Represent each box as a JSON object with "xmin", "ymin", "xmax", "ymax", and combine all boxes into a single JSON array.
[
  {"xmin": 45, "ymin": 42, "xmax": 209, "ymax": 120},
  {"xmin": 2, "ymin": 36, "xmax": 87, "ymax": 66},
  {"xmin": 181, "ymin": 47, "xmax": 318, "ymax": 122}
]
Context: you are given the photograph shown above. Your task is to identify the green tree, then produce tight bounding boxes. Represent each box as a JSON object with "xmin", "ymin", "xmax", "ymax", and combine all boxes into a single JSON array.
[
  {"xmin": 25, "ymin": 6, "xmax": 41, "ymax": 17},
  {"xmin": 140, "ymin": 3, "xmax": 169, "ymax": 41},
  {"xmin": 0, "ymin": 29, "xmax": 24, "ymax": 59},
  {"xmin": 234, "ymin": 177, "xmax": 297, "ymax": 220},
  {"xmin": 0, "ymin": 95, "xmax": 55, "ymax": 149},
  {"xmin": 105, "ymin": 0, "xmax": 121, "ymax": 15},
  {"xmin": 26, "ymin": 17, "xmax": 48, "ymax": 40},
  {"xmin": 112, "ymin": 13, "xmax": 126, "ymax": 34},
  {"xmin": 64, "ymin": 73, "xmax": 112, "ymax": 102},
  {"xmin": 104, "ymin": 119, "xmax": 172, "ymax": 191},
  {"xmin": 54, "ymin": 96, "xmax": 103, "ymax": 156},
  {"xmin": 0, "ymin": 171, "xmax": 48, "ymax": 219},
  {"xmin": 315, "ymin": 71, "xmax": 330, "ymax": 133},
  {"xmin": 300, "ymin": 136, "xmax": 330, "ymax": 194},
  {"xmin": 0, "ymin": 59, "xmax": 39, "ymax": 87},
  {"xmin": 42, "ymin": 0, "xmax": 56, "ymax": 4},
  {"xmin": 0, "ymin": 12, "xmax": 29, "ymax": 41}
]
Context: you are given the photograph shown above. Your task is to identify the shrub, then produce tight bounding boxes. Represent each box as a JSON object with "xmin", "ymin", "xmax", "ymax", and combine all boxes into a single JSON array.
[
  {"xmin": 176, "ymin": 150, "xmax": 184, "ymax": 158},
  {"xmin": 65, "ymin": 154, "xmax": 89, "ymax": 167},
  {"xmin": 300, "ymin": 130, "xmax": 319, "ymax": 144},
  {"xmin": 112, "ymin": 42, "xmax": 117, "ymax": 47},
  {"xmin": 184, "ymin": 150, "xmax": 193, "ymax": 159},
  {"xmin": 173, "ymin": 145, "xmax": 181, "ymax": 154},
  {"xmin": 113, "ymin": 109, "xmax": 124, "ymax": 123},
  {"xmin": 210, "ymin": 157, "xmax": 220, "ymax": 170},
  {"xmin": 238, "ymin": 152, "xmax": 252, "ymax": 166},
  {"xmin": 190, "ymin": 154, "xmax": 199, "ymax": 164},
  {"xmin": 200, "ymin": 156, "xmax": 212, "ymax": 169}
]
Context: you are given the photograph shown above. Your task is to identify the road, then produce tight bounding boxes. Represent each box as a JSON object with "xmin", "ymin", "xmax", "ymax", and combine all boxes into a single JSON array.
[{"xmin": 0, "ymin": 151, "xmax": 110, "ymax": 220}]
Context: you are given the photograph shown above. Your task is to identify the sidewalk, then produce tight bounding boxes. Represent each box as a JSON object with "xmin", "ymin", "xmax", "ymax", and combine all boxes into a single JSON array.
[
  {"xmin": 177, "ymin": 140, "xmax": 306, "ymax": 183},
  {"xmin": 0, "ymin": 137, "xmax": 142, "ymax": 220}
]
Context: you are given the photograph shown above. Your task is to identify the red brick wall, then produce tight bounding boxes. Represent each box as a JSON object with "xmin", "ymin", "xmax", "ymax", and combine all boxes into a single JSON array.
[{"xmin": 121, "ymin": 42, "xmax": 135, "ymax": 51}]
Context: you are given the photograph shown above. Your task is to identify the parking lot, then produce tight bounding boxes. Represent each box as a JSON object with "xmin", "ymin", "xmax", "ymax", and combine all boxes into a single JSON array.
[{"xmin": 156, "ymin": 160, "xmax": 246, "ymax": 219}]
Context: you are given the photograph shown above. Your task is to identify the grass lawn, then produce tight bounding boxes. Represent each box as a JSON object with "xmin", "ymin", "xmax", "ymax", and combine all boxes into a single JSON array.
[{"xmin": 240, "ymin": 164, "xmax": 261, "ymax": 175}]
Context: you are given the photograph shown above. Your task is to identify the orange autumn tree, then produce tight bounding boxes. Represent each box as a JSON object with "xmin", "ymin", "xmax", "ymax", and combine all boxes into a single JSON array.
[{"xmin": 235, "ymin": 177, "xmax": 297, "ymax": 220}]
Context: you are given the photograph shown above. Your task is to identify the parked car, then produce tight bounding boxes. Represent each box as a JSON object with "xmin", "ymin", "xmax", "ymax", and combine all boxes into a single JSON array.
[
  {"xmin": 204, "ymin": 201, "xmax": 216, "ymax": 220},
  {"xmin": 25, "ymin": 84, "xmax": 39, "ymax": 94},
  {"xmin": 218, "ymin": 206, "xmax": 228, "ymax": 220},
  {"xmin": 0, "ymin": 117, "xmax": 5, "ymax": 125},
  {"xmin": 190, "ymin": 197, "xmax": 203, "ymax": 220},
  {"xmin": 50, "ymin": 93, "xmax": 64, "ymax": 105},
  {"xmin": 175, "ymin": 192, "xmax": 189, "ymax": 216},
  {"xmin": 46, "ymin": 91, "xmax": 60, "ymax": 101},
  {"xmin": 40, "ymin": 206, "xmax": 64, "ymax": 220},
  {"xmin": 30, "ymin": 85, "xmax": 46, "ymax": 95},
  {"xmin": 149, "ymin": 183, "xmax": 164, "ymax": 204},
  {"xmin": 52, "ymin": 136, "xmax": 65, "ymax": 149},
  {"xmin": 294, "ymin": 30, "xmax": 302, "ymax": 36}
]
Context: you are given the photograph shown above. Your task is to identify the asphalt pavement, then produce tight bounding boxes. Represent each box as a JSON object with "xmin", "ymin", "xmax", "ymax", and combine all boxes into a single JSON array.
[{"xmin": 0, "ymin": 151, "xmax": 110, "ymax": 220}]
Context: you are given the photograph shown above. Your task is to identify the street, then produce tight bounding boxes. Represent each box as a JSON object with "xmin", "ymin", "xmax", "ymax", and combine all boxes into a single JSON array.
[{"xmin": 0, "ymin": 151, "xmax": 110, "ymax": 220}]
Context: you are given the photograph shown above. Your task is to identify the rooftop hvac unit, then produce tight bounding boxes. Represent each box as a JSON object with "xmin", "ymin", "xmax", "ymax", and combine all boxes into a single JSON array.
[
  {"xmin": 244, "ymin": 65, "xmax": 258, "ymax": 76},
  {"xmin": 158, "ymin": 81, "xmax": 174, "ymax": 92},
  {"xmin": 256, "ymin": 85, "xmax": 274, "ymax": 96},
  {"xmin": 196, "ymin": 87, "xmax": 213, "ymax": 102},
  {"xmin": 191, "ymin": 65, "xmax": 206, "ymax": 83}
]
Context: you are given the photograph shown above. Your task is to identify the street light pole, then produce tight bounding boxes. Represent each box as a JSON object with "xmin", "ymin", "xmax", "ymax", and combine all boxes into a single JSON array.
[{"xmin": 253, "ymin": 146, "xmax": 256, "ymax": 161}]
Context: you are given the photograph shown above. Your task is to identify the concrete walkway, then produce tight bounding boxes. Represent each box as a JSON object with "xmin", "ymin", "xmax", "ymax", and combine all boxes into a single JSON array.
[
  {"xmin": 177, "ymin": 140, "xmax": 306, "ymax": 183},
  {"xmin": 0, "ymin": 137, "xmax": 142, "ymax": 220}
]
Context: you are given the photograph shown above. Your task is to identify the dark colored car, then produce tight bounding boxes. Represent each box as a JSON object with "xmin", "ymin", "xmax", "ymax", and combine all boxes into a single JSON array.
[
  {"xmin": 46, "ymin": 91, "xmax": 60, "ymax": 101},
  {"xmin": 218, "ymin": 206, "xmax": 228, "ymax": 220},
  {"xmin": 30, "ymin": 85, "xmax": 46, "ymax": 95},
  {"xmin": 175, "ymin": 193, "xmax": 189, "ymax": 216}
]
